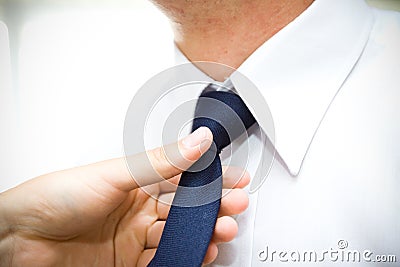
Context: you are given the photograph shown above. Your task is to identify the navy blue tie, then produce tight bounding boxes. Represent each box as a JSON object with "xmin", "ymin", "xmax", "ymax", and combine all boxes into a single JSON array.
[{"xmin": 148, "ymin": 85, "xmax": 256, "ymax": 267}]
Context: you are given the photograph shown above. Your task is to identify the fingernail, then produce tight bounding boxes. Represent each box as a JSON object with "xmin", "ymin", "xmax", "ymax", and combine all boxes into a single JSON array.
[
  {"xmin": 199, "ymin": 139, "xmax": 212, "ymax": 154},
  {"xmin": 182, "ymin": 127, "xmax": 209, "ymax": 148}
]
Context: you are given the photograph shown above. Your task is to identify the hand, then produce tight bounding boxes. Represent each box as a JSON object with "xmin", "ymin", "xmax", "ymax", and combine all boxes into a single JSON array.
[{"xmin": 0, "ymin": 127, "xmax": 250, "ymax": 266}]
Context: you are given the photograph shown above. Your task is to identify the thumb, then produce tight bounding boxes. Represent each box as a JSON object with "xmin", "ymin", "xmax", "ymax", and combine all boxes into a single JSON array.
[{"xmin": 85, "ymin": 127, "xmax": 213, "ymax": 191}]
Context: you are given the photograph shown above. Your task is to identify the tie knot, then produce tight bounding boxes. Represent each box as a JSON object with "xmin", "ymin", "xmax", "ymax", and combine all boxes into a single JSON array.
[{"xmin": 192, "ymin": 89, "xmax": 256, "ymax": 152}]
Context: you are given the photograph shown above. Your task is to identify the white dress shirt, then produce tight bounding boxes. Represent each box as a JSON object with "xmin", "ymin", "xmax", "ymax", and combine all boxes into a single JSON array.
[
  {"xmin": 213, "ymin": 0, "xmax": 399, "ymax": 266},
  {"xmin": 174, "ymin": 0, "xmax": 400, "ymax": 266},
  {"xmin": 155, "ymin": 0, "xmax": 400, "ymax": 266},
  {"xmin": 0, "ymin": 0, "xmax": 399, "ymax": 266}
]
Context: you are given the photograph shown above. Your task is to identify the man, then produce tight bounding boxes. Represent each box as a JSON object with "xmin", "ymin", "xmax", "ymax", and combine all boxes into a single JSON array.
[
  {"xmin": 149, "ymin": 0, "xmax": 400, "ymax": 266},
  {"xmin": 1, "ymin": 0, "xmax": 399, "ymax": 266}
]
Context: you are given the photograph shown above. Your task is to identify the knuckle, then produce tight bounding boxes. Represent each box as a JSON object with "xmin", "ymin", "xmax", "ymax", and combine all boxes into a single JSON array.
[{"xmin": 150, "ymin": 146, "xmax": 181, "ymax": 178}]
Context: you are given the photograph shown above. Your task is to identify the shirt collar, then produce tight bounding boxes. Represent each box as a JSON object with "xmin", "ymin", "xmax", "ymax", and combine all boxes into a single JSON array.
[{"xmin": 175, "ymin": 0, "xmax": 374, "ymax": 176}]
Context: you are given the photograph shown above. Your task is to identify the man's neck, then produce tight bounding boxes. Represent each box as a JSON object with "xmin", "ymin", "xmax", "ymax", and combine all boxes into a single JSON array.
[{"xmin": 153, "ymin": 0, "xmax": 313, "ymax": 80}]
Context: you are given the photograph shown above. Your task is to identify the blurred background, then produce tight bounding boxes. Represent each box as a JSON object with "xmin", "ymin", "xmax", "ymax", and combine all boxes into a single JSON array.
[
  {"xmin": 0, "ymin": 0, "xmax": 175, "ymax": 190},
  {"xmin": 0, "ymin": 0, "xmax": 399, "ymax": 191}
]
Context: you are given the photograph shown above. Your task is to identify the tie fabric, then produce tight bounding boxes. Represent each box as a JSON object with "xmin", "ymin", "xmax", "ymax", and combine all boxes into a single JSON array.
[{"xmin": 148, "ymin": 84, "xmax": 256, "ymax": 267}]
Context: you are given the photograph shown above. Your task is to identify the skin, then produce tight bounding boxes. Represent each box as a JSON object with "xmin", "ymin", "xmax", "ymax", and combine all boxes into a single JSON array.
[
  {"xmin": 0, "ymin": 127, "xmax": 250, "ymax": 266},
  {"xmin": 151, "ymin": 0, "xmax": 314, "ymax": 80}
]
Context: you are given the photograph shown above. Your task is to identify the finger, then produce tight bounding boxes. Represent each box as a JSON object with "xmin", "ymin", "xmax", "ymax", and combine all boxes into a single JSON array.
[
  {"xmin": 203, "ymin": 242, "xmax": 219, "ymax": 265},
  {"xmin": 146, "ymin": 215, "xmax": 238, "ymax": 250},
  {"xmin": 146, "ymin": 221, "xmax": 165, "ymax": 248},
  {"xmin": 222, "ymin": 166, "xmax": 251, "ymax": 189},
  {"xmin": 127, "ymin": 126, "xmax": 213, "ymax": 189},
  {"xmin": 156, "ymin": 188, "xmax": 249, "ymax": 220},
  {"xmin": 157, "ymin": 166, "xmax": 250, "ymax": 195},
  {"xmin": 156, "ymin": 183, "xmax": 249, "ymax": 220},
  {"xmin": 140, "ymin": 245, "xmax": 218, "ymax": 267},
  {"xmin": 137, "ymin": 248, "xmax": 156, "ymax": 267},
  {"xmin": 156, "ymin": 193, "xmax": 174, "ymax": 220},
  {"xmin": 81, "ymin": 127, "xmax": 213, "ymax": 192},
  {"xmin": 219, "ymin": 188, "xmax": 249, "ymax": 216},
  {"xmin": 211, "ymin": 216, "xmax": 238, "ymax": 244},
  {"xmin": 158, "ymin": 175, "xmax": 180, "ymax": 192},
  {"xmin": 145, "ymin": 217, "xmax": 234, "ymax": 265}
]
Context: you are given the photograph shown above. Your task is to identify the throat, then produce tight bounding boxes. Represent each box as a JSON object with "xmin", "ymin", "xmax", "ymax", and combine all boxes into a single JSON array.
[{"xmin": 171, "ymin": 0, "xmax": 314, "ymax": 80}]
